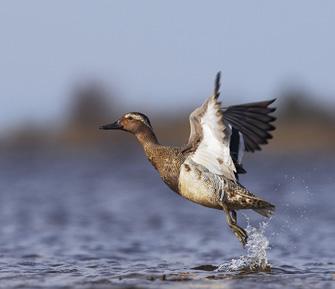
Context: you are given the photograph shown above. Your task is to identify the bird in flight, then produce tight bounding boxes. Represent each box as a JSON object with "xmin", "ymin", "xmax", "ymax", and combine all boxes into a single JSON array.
[{"xmin": 100, "ymin": 72, "xmax": 276, "ymax": 245}]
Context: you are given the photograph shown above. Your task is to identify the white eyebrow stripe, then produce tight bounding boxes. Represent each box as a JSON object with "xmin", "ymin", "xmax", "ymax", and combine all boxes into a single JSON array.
[{"xmin": 125, "ymin": 113, "xmax": 151, "ymax": 128}]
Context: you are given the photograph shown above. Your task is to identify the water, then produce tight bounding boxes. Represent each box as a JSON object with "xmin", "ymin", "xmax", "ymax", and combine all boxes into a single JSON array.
[
  {"xmin": 216, "ymin": 221, "xmax": 271, "ymax": 272},
  {"xmin": 0, "ymin": 150, "xmax": 334, "ymax": 289}
]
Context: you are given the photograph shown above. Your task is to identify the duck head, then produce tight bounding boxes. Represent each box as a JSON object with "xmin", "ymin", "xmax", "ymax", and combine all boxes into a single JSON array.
[{"xmin": 99, "ymin": 112, "xmax": 153, "ymax": 135}]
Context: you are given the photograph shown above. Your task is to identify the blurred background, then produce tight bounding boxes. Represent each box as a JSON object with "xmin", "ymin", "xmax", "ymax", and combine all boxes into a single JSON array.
[
  {"xmin": 0, "ymin": 1, "xmax": 334, "ymax": 288},
  {"xmin": 0, "ymin": 0, "xmax": 334, "ymax": 153}
]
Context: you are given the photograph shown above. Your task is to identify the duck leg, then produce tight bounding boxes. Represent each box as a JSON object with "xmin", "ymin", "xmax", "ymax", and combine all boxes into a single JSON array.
[
  {"xmin": 222, "ymin": 206, "xmax": 248, "ymax": 246},
  {"xmin": 231, "ymin": 210, "xmax": 237, "ymax": 224}
]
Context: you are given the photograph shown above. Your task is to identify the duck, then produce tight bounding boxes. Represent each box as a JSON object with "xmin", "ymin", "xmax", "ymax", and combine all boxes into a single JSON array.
[{"xmin": 100, "ymin": 72, "xmax": 276, "ymax": 246}]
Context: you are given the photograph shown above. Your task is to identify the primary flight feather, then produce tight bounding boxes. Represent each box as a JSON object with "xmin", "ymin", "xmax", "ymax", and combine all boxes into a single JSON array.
[{"xmin": 100, "ymin": 72, "xmax": 276, "ymax": 245}]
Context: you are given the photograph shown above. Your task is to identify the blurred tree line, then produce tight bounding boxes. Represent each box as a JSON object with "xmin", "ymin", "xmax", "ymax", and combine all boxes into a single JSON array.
[{"xmin": 0, "ymin": 82, "xmax": 334, "ymax": 153}]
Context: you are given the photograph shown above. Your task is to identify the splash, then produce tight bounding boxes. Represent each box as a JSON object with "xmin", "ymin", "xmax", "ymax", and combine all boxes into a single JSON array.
[{"xmin": 216, "ymin": 220, "xmax": 271, "ymax": 272}]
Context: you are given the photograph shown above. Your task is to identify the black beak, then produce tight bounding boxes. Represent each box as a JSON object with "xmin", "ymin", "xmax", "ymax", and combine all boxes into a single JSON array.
[{"xmin": 99, "ymin": 120, "xmax": 122, "ymax": 130}]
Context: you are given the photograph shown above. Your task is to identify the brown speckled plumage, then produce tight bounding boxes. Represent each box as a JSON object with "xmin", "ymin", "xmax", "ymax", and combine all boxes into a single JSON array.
[
  {"xmin": 143, "ymin": 143, "xmax": 185, "ymax": 193},
  {"xmin": 100, "ymin": 75, "xmax": 276, "ymax": 246},
  {"xmin": 103, "ymin": 118, "xmax": 274, "ymax": 246}
]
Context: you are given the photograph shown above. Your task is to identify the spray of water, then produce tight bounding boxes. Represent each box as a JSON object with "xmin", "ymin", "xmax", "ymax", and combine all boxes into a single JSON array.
[{"xmin": 216, "ymin": 220, "xmax": 271, "ymax": 272}]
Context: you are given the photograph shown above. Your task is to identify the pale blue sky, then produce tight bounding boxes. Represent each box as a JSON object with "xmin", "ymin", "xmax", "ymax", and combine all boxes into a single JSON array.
[{"xmin": 0, "ymin": 1, "xmax": 335, "ymax": 130}]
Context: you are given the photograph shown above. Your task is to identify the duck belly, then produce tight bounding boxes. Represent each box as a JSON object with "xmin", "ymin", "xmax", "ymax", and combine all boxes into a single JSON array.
[{"xmin": 178, "ymin": 160, "xmax": 223, "ymax": 209}]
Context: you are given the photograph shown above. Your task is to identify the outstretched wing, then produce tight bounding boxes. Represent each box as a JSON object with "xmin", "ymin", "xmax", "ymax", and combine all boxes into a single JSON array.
[
  {"xmin": 183, "ymin": 72, "xmax": 236, "ymax": 181},
  {"xmin": 183, "ymin": 72, "xmax": 277, "ymax": 179},
  {"xmin": 223, "ymin": 99, "xmax": 276, "ymax": 175},
  {"xmin": 223, "ymin": 99, "xmax": 276, "ymax": 153}
]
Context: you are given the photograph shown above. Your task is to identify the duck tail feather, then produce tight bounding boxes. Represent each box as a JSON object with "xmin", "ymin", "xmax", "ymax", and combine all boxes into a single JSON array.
[{"xmin": 253, "ymin": 202, "xmax": 275, "ymax": 218}]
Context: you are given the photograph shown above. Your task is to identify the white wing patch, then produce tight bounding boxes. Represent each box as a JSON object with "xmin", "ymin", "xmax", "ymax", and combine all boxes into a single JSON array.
[{"xmin": 190, "ymin": 96, "xmax": 236, "ymax": 181}]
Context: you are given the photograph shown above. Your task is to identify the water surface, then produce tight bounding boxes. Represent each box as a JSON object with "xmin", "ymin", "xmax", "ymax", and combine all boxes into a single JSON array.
[{"xmin": 0, "ymin": 151, "xmax": 334, "ymax": 288}]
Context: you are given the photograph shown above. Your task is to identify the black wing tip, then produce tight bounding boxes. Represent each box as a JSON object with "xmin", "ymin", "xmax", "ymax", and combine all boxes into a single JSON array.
[
  {"xmin": 261, "ymin": 98, "xmax": 276, "ymax": 107},
  {"xmin": 214, "ymin": 71, "xmax": 221, "ymax": 99},
  {"xmin": 224, "ymin": 98, "xmax": 277, "ymax": 154},
  {"xmin": 216, "ymin": 71, "xmax": 222, "ymax": 80},
  {"xmin": 267, "ymin": 99, "xmax": 277, "ymax": 113}
]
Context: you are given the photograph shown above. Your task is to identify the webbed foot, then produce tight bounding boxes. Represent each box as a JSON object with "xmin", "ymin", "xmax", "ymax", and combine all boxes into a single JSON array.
[
  {"xmin": 231, "ymin": 224, "xmax": 248, "ymax": 246},
  {"xmin": 222, "ymin": 206, "xmax": 248, "ymax": 246}
]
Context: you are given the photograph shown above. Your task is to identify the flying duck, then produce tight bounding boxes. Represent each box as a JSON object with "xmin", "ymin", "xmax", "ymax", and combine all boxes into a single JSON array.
[{"xmin": 100, "ymin": 72, "xmax": 276, "ymax": 245}]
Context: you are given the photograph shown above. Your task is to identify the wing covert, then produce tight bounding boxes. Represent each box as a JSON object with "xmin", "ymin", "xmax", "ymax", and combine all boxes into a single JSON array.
[{"xmin": 183, "ymin": 72, "xmax": 236, "ymax": 181}]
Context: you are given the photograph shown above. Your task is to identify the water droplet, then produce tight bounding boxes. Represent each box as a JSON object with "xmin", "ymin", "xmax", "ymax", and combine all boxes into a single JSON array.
[{"xmin": 216, "ymin": 221, "xmax": 271, "ymax": 272}]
